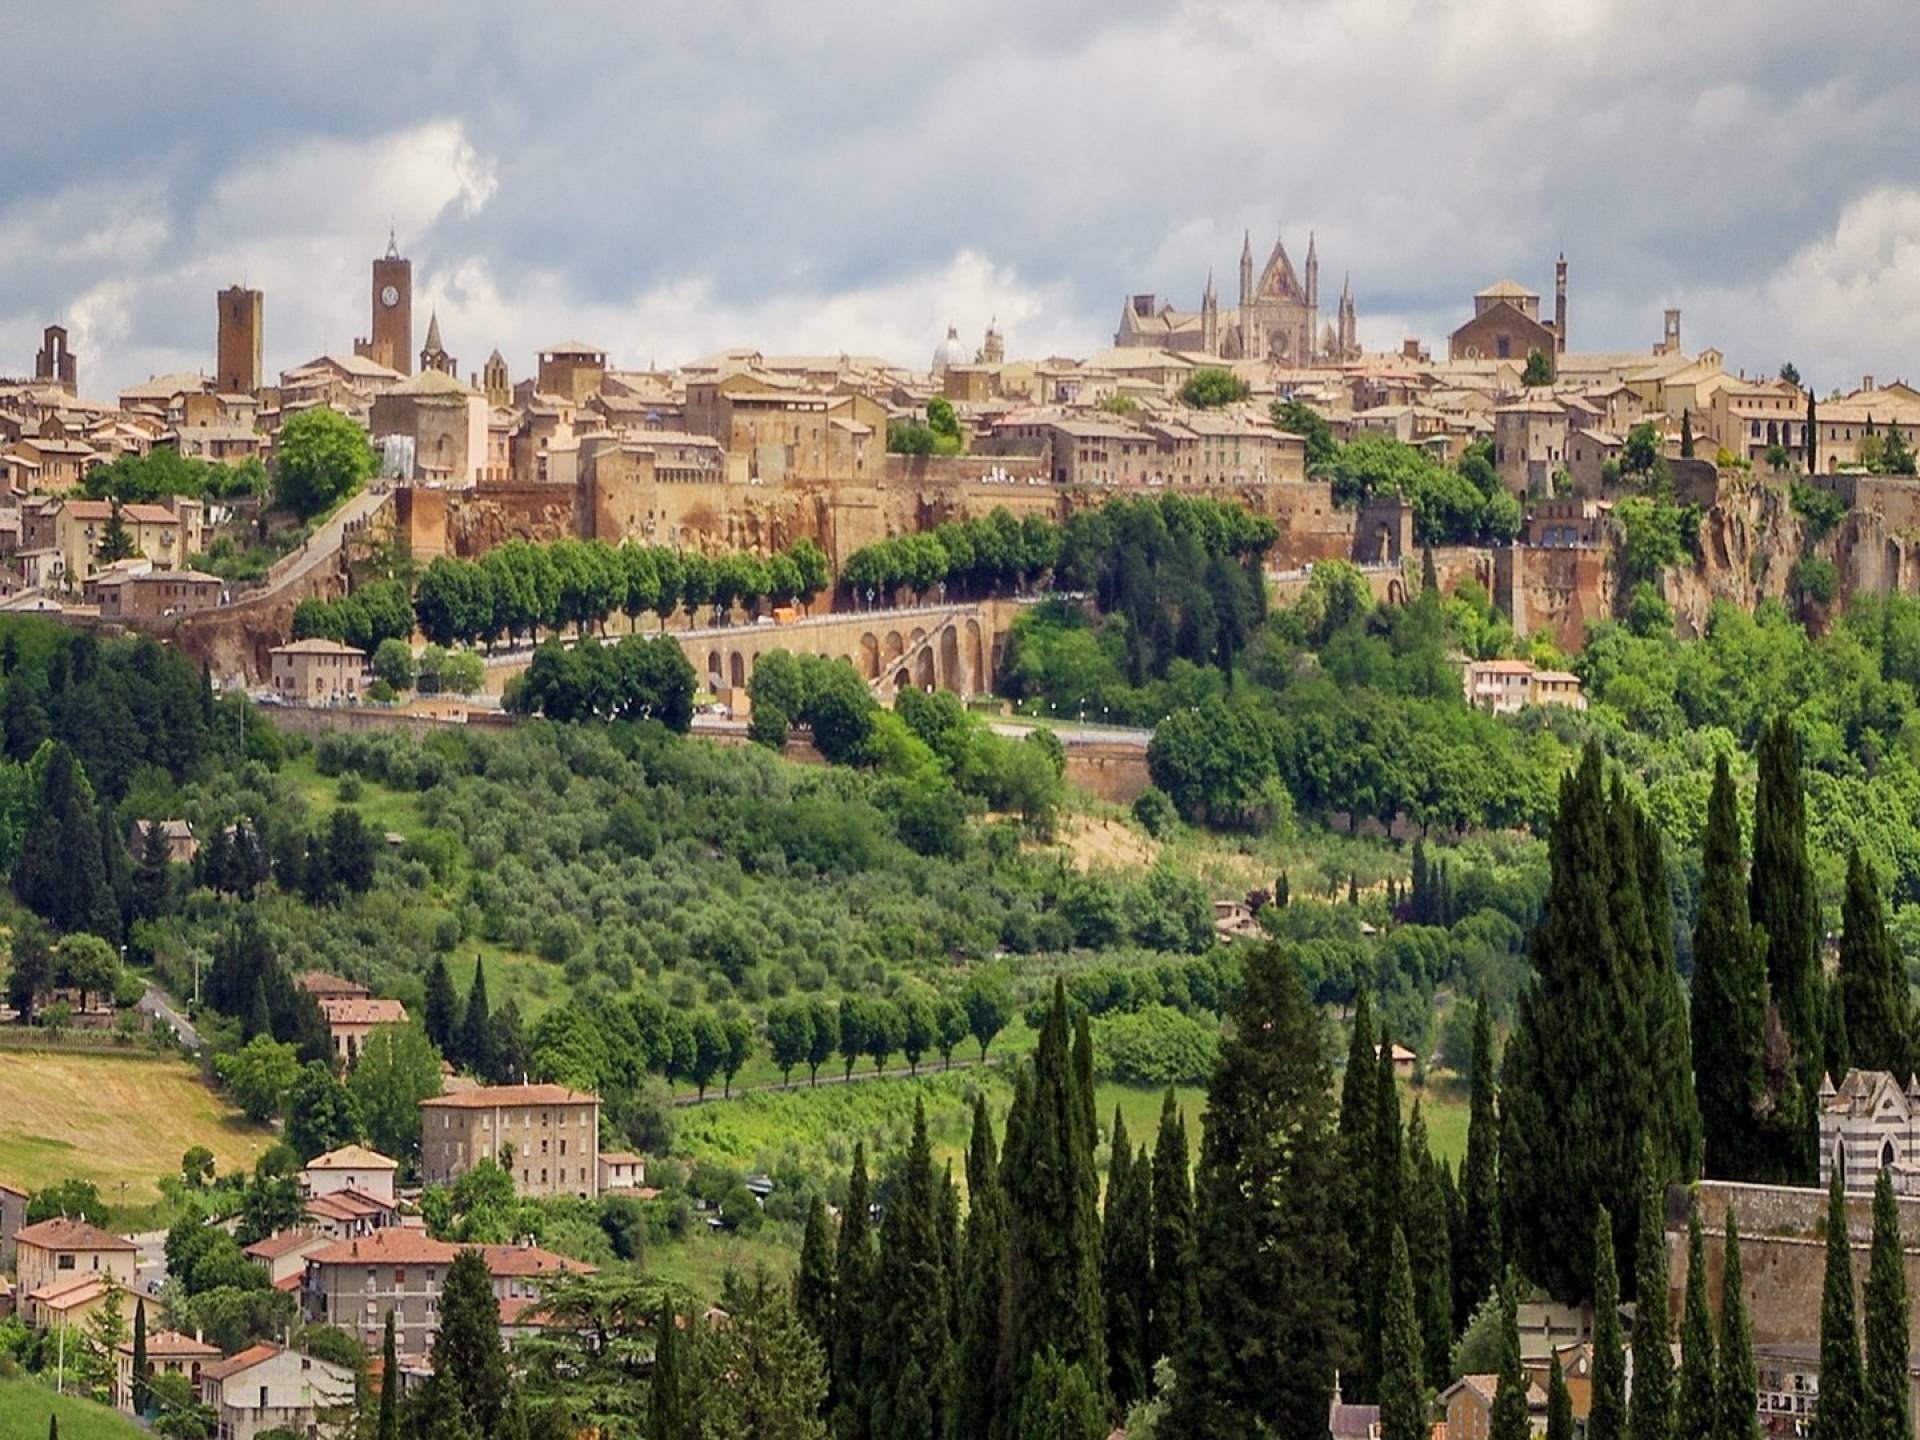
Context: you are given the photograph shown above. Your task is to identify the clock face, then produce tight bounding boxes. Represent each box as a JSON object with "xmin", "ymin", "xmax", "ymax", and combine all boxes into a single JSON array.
[{"xmin": 381, "ymin": 285, "xmax": 400, "ymax": 308}]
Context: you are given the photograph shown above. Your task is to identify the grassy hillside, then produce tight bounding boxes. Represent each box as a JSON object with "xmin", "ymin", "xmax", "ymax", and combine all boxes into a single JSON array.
[
  {"xmin": 0, "ymin": 1051, "xmax": 269, "ymax": 1203},
  {"xmin": 0, "ymin": 1377, "xmax": 143, "ymax": 1439}
]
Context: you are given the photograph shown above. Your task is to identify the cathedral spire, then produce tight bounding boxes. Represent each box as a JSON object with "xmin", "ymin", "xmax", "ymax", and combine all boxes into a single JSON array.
[
  {"xmin": 424, "ymin": 309, "xmax": 443, "ymax": 354},
  {"xmin": 1239, "ymin": 229, "xmax": 1253, "ymax": 308}
]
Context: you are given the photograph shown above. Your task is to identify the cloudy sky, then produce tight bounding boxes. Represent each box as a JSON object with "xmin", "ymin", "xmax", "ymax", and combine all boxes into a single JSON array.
[{"xmin": 7, "ymin": 0, "xmax": 1920, "ymax": 398}]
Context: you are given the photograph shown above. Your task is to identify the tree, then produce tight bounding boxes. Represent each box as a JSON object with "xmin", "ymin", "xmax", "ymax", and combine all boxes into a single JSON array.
[
  {"xmin": 650, "ymin": 1298, "xmax": 692, "ymax": 1440},
  {"xmin": 181, "ymin": 1145, "xmax": 215, "ymax": 1188},
  {"xmin": 1692, "ymin": 755, "xmax": 1774, "ymax": 1182},
  {"xmin": 1837, "ymin": 847, "xmax": 1911, "ymax": 1078},
  {"xmin": 1458, "ymin": 995, "xmax": 1502, "ymax": 1327},
  {"xmin": 867, "ymin": 1102, "xmax": 953, "ymax": 1438},
  {"xmin": 1717, "ymin": 1210, "xmax": 1759, "ymax": 1440},
  {"xmin": 830, "ymin": 1143, "xmax": 876, "ymax": 1438},
  {"xmin": 348, "ymin": 1023, "xmax": 443, "ymax": 1162},
  {"xmin": 955, "ymin": 1095, "xmax": 1011, "ymax": 1440},
  {"xmin": 1681, "ymin": 408, "xmax": 1696, "ymax": 459},
  {"xmin": 1361, "ymin": 1022, "xmax": 1406, "ymax": 1398},
  {"xmin": 1379, "ymin": 1226, "xmax": 1426, "ymax": 1440},
  {"xmin": 795, "ymin": 1195, "xmax": 835, "ymax": 1359},
  {"xmin": 1406, "ymin": 1104, "xmax": 1454, "ymax": 1388},
  {"xmin": 1547, "ymin": 1355, "xmax": 1574, "ymax": 1440},
  {"xmin": 216, "ymin": 1035, "xmax": 300, "ymax": 1122},
  {"xmin": 1818, "ymin": 1170, "xmax": 1864, "ymax": 1440},
  {"xmin": 13, "ymin": 741, "xmax": 116, "ymax": 939},
  {"xmin": 132, "ymin": 1296, "xmax": 150, "ymax": 1416},
  {"xmin": 423, "ymin": 1249, "xmax": 509, "ymax": 1435},
  {"xmin": 1019, "ymin": 1350, "xmax": 1105, "ymax": 1440},
  {"xmin": 1866, "ymin": 1171, "xmax": 1912, "ymax": 1440},
  {"xmin": 424, "ymin": 955, "xmax": 458, "ymax": 1055},
  {"xmin": 1172, "ymin": 946, "xmax": 1346, "ymax": 1436},
  {"xmin": 378, "ymin": 1310, "xmax": 401, "ymax": 1440},
  {"xmin": 371, "ymin": 638, "xmax": 415, "ymax": 691},
  {"xmin": 5, "ymin": 921, "xmax": 53, "ymax": 1022},
  {"xmin": 1271, "ymin": 398, "xmax": 1338, "ymax": 470},
  {"xmin": 1522, "ymin": 349, "xmax": 1554, "ymax": 386},
  {"xmin": 1675, "ymin": 1203, "xmax": 1717, "ymax": 1440},
  {"xmin": 97, "ymin": 501, "xmax": 138, "ymax": 563},
  {"xmin": 1148, "ymin": 1088, "xmax": 1195, "ymax": 1373},
  {"xmin": 1588, "ymin": 1207, "xmax": 1626, "ymax": 1440},
  {"xmin": 460, "ymin": 958, "xmax": 495, "ymax": 1079},
  {"xmin": 1338, "ymin": 987, "xmax": 1378, "ymax": 1373},
  {"xmin": 133, "ymin": 817, "xmax": 175, "ymax": 921},
  {"xmin": 767, "ymin": 1001, "xmax": 808, "ymax": 1086},
  {"xmin": 1627, "ymin": 1145, "xmax": 1672, "ymax": 1440},
  {"xmin": 804, "ymin": 997, "xmax": 835, "ymax": 1087},
  {"xmin": 863, "ymin": 998, "xmax": 903, "ymax": 1074},
  {"xmin": 689, "ymin": 1011, "xmax": 726, "ymax": 1099},
  {"xmin": 325, "ymin": 807, "xmax": 377, "ymax": 896},
  {"xmin": 275, "ymin": 406, "xmax": 375, "ymax": 519},
  {"xmin": 690, "ymin": 1270, "xmax": 828, "ymax": 1440},
  {"xmin": 1883, "ymin": 425, "xmax": 1917, "ymax": 476},
  {"xmin": 1501, "ymin": 743, "xmax": 1698, "ymax": 1303},
  {"xmin": 1102, "ymin": 1111, "xmax": 1153, "ymax": 1411},
  {"xmin": 720, "ymin": 1013, "xmax": 753, "ymax": 1098},
  {"xmin": 962, "ymin": 970, "xmax": 1012, "ymax": 1061},
  {"xmin": 1177, "ymin": 367, "xmax": 1251, "ymax": 409},
  {"xmin": 1749, "ymin": 713, "xmax": 1819, "ymax": 1182},
  {"xmin": 1004, "ymin": 983, "xmax": 1105, "ymax": 1412},
  {"xmin": 284, "ymin": 1061, "xmax": 362, "ymax": 1161},
  {"xmin": 1489, "ymin": 1274, "xmax": 1531, "ymax": 1440}
]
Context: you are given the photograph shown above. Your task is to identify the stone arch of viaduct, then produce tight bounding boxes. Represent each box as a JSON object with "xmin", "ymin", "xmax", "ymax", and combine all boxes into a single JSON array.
[{"xmin": 685, "ymin": 606, "xmax": 995, "ymax": 701}]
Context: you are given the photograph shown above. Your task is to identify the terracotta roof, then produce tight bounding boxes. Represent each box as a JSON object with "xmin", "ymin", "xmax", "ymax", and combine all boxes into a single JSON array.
[
  {"xmin": 245, "ymin": 1229, "xmax": 325, "ymax": 1260},
  {"xmin": 306, "ymin": 1187, "xmax": 395, "ymax": 1222},
  {"xmin": 272, "ymin": 638, "xmax": 366, "ymax": 657},
  {"xmin": 117, "ymin": 1329, "xmax": 221, "ymax": 1360},
  {"xmin": 201, "ymin": 1342, "xmax": 283, "ymax": 1382},
  {"xmin": 306, "ymin": 1144, "xmax": 398, "ymax": 1171},
  {"xmin": 295, "ymin": 970, "xmax": 369, "ymax": 998},
  {"xmin": 318, "ymin": 997, "xmax": 409, "ymax": 1027},
  {"xmin": 420, "ymin": 1083, "xmax": 599, "ymax": 1109},
  {"xmin": 478, "ymin": 1243, "xmax": 596, "ymax": 1279},
  {"xmin": 599, "ymin": 1151, "xmax": 645, "ymax": 1165},
  {"xmin": 29, "ymin": 1274, "xmax": 110, "ymax": 1310},
  {"xmin": 15, "ymin": 1217, "xmax": 136, "ymax": 1252},
  {"xmin": 303, "ymin": 1229, "xmax": 593, "ymax": 1279}
]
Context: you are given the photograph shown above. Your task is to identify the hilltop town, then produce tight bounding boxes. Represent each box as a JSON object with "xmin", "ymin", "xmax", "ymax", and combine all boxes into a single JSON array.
[{"xmin": 7, "ymin": 220, "xmax": 1920, "ymax": 1440}]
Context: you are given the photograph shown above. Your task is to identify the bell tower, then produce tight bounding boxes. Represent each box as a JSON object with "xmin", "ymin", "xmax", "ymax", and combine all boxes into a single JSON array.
[{"xmin": 355, "ymin": 232, "xmax": 413, "ymax": 374}]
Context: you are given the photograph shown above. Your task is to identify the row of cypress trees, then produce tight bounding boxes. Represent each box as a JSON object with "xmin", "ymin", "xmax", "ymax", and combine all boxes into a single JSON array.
[{"xmin": 797, "ymin": 946, "xmax": 1350, "ymax": 1438}]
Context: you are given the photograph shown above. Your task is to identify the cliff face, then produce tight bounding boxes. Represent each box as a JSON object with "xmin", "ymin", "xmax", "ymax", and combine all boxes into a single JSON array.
[{"xmin": 1666, "ymin": 478, "xmax": 1807, "ymax": 637}]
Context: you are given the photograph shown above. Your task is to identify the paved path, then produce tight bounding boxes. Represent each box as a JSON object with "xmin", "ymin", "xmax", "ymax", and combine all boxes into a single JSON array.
[
  {"xmin": 255, "ymin": 487, "xmax": 392, "ymax": 594},
  {"xmin": 988, "ymin": 720, "xmax": 1152, "ymax": 748},
  {"xmin": 137, "ymin": 984, "xmax": 201, "ymax": 1051}
]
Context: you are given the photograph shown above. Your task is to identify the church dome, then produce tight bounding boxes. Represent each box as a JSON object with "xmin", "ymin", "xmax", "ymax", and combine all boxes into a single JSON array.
[{"xmin": 931, "ymin": 323, "xmax": 964, "ymax": 375}]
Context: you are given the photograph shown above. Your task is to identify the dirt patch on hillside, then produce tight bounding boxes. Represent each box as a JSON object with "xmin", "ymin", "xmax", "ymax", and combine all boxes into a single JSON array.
[{"xmin": 1051, "ymin": 814, "xmax": 1159, "ymax": 873}]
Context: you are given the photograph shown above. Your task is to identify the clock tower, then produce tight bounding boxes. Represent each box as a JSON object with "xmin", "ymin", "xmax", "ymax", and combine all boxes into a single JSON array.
[{"xmin": 354, "ymin": 232, "xmax": 413, "ymax": 375}]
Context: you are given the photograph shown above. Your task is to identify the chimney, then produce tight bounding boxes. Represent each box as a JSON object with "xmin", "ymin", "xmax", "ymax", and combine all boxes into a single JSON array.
[{"xmin": 1864, "ymin": 375, "xmax": 1876, "ymax": 392}]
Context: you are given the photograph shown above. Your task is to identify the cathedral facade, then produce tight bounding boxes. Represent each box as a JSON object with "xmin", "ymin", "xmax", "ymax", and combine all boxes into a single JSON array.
[{"xmin": 1114, "ymin": 229, "xmax": 1358, "ymax": 366}]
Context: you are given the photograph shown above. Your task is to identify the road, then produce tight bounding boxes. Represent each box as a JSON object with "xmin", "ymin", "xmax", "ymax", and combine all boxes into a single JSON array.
[
  {"xmin": 988, "ymin": 720, "xmax": 1152, "ymax": 748},
  {"xmin": 256, "ymin": 486, "xmax": 392, "ymax": 595},
  {"xmin": 137, "ymin": 984, "xmax": 201, "ymax": 1052}
]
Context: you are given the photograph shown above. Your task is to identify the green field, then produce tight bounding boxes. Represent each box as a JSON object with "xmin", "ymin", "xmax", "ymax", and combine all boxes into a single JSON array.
[
  {"xmin": 0, "ymin": 1377, "xmax": 142, "ymax": 1439},
  {"xmin": 0, "ymin": 1051, "xmax": 270, "ymax": 1205}
]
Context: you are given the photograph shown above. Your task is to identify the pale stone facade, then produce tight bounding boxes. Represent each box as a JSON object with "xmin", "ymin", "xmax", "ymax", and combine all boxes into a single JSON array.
[{"xmin": 419, "ymin": 1083, "xmax": 601, "ymax": 1199}]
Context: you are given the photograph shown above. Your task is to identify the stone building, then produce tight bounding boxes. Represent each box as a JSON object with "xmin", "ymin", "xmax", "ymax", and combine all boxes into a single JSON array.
[
  {"xmin": 34, "ymin": 325, "xmax": 76, "ymax": 392},
  {"xmin": 1818, "ymin": 1068, "xmax": 1920, "ymax": 1192},
  {"xmin": 1449, "ymin": 259, "xmax": 1568, "ymax": 363},
  {"xmin": 268, "ymin": 638, "xmax": 367, "ymax": 705},
  {"xmin": 368, "ymin": 370, "xmax": 489, "ymax": 485},
  {"xmin": 217, "ymin": 286, "xmax": 264, "ymax": 395},
  {"xmin": 354, "ymin": 233, "xmax": 412, "ymax": 376},
  {"xmin": 1114, "ymin": 228, "xmax": 1358, "ymax": 365},
  {"xmin": 419, "ymin": 1082, "xmax": 602, "ymax": 1198}
]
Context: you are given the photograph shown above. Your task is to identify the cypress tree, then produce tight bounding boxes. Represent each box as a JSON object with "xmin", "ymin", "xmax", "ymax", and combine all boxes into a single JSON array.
[
  {"xmin": 1837, "ymin": 849, "xmax": 1912, "ymax": 1079},
  {"xmin": 954, "ymin": 1095, "xmax": 1010, "ymax": 1440},
  {"xmin": 1020, "ymin": 1350, "xmax": 1104, "ymax": 1440},
  {"xmin": 1752, "ymin": 714, "xmax": 1822, "ymax": 1066},
  {"xmin": 1627, "ymin": 1144, "xmax": 1673, "ymax": 1440},
  {"xmin": 1171, "ymin": 945, "xmax": 1348, "ymax": 1437},
  {"xmin": 1675, "ymin": 1201, "xmax": 1717, "ymax": 1440},
  {"xmin": 1362, "ymin": 1022, "xmax": 1406, "ymax": 1399},
  {"xmin": 1339, "ymin": 987, "xmax": 1378, "ymax": 1366},
  {"xmin": 1502, "ymin": 744, "xmax": 1699, "ymax": 1302},
  {"xmin": 870, "ymin": 1102, "xmax": 954, "ymax": 1440},
  {"xmin": 1489, "ymin": 1272, "xmax": 1531, "ymax": 1440},
  {"xmin": 1406, "ymin": 1103, "xmax": 1455, "ymax": 1387},
  {"xmin": 1004, "ymin": 982, "xmax": 1105, "ymax": 1411},
  {"xmin": 1148, "ymin": 1088, "xmax": 1195, "ymax": 1375},
  {"xmin": 796, "ymin": 1194, "xmax": 836, "ymax": 1360},
  {"xmin": 1588, "ymin": 1207, "xmax": 1626, "ymax": 1440},
  {"xmin": 1459, "ymin": 994, "xmax": 1502, "ymax": 1328},
  {"xmin": 131, "ymin": 1296, "xmax": 148, "ymax": 1415},
  {"xmin": 1547, "ymin": 1354, "xmax": 1574, "ymax": 1440},
  {"xmin": 1865, "ymin": 1170, "xmax": 1911, "ymax": 1440},
  {"xmin": 428, "ymin": 1249, "xmax": 509, "ymax": 1436},
  {"xmin": 1379, "ymin": 1226, "xmax": 1427, "ymax": 1440},
  {"xmin": 1692, "ymin": 754, "xmax": 1775, "ymax": 1182},
  {"xmin": 460, "ymin": 957, "xmax": 495, "ymax": 1078},
  {"xmin": 1102, "ymin": 1109, "xmax": 1152, "ymax": 1410},
  {"xmin": 1071, "ymin": 1011, "xmax": 1097, "ymax": 1154},
  {"xmin": 1817, "ymin": 1170, "xmax": 1864, "ymax": 1440},
  {"xmin": 378, "ymin": 1309, "xmax": 400, "ymax": 1440},
  {"xmin": 1681, "ymin": 408, "xmax": 1696, "ymax": 460},
  {"xmin": 245, "ymin": 974, "xmax": 272, "ymax": 1041},
  {"xmin": 939, "ymin": 1160, "xmax": 962, "ymax": 1338},
  {"xmin": 649, "ymin": 1299, "xmax": 690, "ymax": 1440},
  {"xmin": 1716, "ymin": 1211, "xmax": 1758, "ymax": 1440},
  {"xmin": 831, "ymin": 1141, "xmax": 877, "ymax": 1439},
  {"xmin": 1412, "ymin": 840, "xmax": 1429, "ymax": 923},
  {"xmin": 424, "ymin": 955, "xmax": 458, "ymax": 1055}
]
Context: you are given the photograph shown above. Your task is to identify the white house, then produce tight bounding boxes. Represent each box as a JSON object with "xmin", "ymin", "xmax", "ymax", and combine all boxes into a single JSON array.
[{"xmin": 197, "ymin": 1342, "xmax": 356, "ymax": 1440}]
